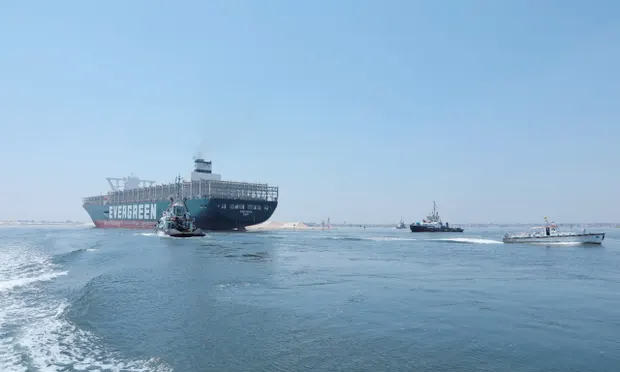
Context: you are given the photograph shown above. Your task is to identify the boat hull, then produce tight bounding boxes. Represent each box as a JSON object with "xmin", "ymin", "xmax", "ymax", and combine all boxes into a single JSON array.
[
  {"xmin": 410, "ymin": 225, "xmax": 464, "ymax": 233},
  {"xmin": 168, "ymin": 233, "xmax": 205, "ymax": 237},
  {"xmin": 503, "ymin": 233, "xmax": 605, "ymax": 244},
  {"xmin": 163, "ymin": 229, "xmax": 206, "ymax": 238},
  {"xmin": 83, "ymin": 198, "xmax": 277, "ymax": 231}
]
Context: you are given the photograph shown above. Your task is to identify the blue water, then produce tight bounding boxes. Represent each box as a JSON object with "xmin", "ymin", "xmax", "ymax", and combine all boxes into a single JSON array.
[{"xmin": 1, "ymin": 226, "xmax": 619, "ymax": 371}]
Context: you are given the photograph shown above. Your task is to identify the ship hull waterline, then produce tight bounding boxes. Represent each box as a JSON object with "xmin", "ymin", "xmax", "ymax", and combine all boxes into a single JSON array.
[
  {"xmin": 410, "ymin": 225, "xmax": 464, "ymax": 233},
  {"xmin": 503, "ymin": 233, "xmax": 605, "ymax": 244},
  {"xmin": 83, "ymin": 198, "xmax": 277, "ymax": 231}
]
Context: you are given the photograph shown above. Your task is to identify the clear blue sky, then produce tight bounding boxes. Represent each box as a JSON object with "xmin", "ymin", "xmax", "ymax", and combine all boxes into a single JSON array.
[{"xmin": 1, "ymin": 1, "xmax": 619, "ymax": 223}]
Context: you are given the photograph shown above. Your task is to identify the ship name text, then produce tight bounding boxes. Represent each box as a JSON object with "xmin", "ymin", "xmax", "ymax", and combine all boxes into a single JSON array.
[{"xmin": 108, "ymin": 204, "xmax": 157, "ymax": 220}]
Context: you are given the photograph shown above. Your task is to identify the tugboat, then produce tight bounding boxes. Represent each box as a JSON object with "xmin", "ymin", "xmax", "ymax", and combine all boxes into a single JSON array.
[
  {"xmin": 410, "ymin": 201, "xmax": 464, "ymax": 233},
  {"xmin": 155, "ymin": 177, "xmax": 205, "ymax": 237},
  {"xmin": 396, "ymin": 218, "xmax": 407, "ymax": 229},
  {"xmin": 503, "ymin": 218, "xmax": 604, "ymax": 244},
  {"xmin": 156, "ymin": 197, "xmax": 205, "ymax": 237}
]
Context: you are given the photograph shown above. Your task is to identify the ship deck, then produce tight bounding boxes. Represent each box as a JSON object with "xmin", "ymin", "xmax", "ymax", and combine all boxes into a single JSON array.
[{"xmin": 83, "ymin": 179, "xmax": 278, "ymax": 205}]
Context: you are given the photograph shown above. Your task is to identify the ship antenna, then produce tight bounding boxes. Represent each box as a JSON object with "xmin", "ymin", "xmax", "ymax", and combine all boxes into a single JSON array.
[{"xmin": 175, "ymin": 174, "xmax": 183, "ymax": 200}]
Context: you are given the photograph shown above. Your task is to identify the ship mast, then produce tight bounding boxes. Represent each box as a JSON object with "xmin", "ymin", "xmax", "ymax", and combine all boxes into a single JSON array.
[
  {"xmin": 175, "ymin": 175, "xmax": 183, "ymax": 201},
  {"xmin": 431, "ymin": 201, "xmax": 441, "ymax": 223}
]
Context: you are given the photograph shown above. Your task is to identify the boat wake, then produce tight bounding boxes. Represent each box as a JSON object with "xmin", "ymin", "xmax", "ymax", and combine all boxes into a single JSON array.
[
  {"xmin": 324, "ymin": 236, "xmax": 367, "ymax": 242},
  {"xmin": 368, "ymin": 237, "xmax": 418, "ymax": 242},
  {"xmin": 52, "ymin": 246, "xmax": 100, "ymax": 263},
  {"xmin": 323, "ymin": 236, "xmax": 418, "ymax": 242},
  {"xmin": 0, "ymin": 270, "xmax": 67, "ymax": 293},
  {"xmin": 138, "ymin": 231, "xmax": 207, "ymax": 239},
  {"xmin": 0, "ymin": 242, "xmax": 172, "ymax": 372},
  {"xmin": 0, "ymin": 248, "xmax": 67, "ymax": 293},
  {"xmin": 11, "ymin": 301, "xmax": 172, "ymax": 372},
  {"xmin": 427, "ymin": 237, "xmax": 504, "ymax": 245},
  {"xmin": 137, "ymin": 232, "xmax": 158, "ymax": 237}
]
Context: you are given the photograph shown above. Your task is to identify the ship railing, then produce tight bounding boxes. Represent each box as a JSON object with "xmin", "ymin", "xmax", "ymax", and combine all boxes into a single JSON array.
[{"xmin": 83, "ymin": 180, "xmax": 278, "ymax": 205}]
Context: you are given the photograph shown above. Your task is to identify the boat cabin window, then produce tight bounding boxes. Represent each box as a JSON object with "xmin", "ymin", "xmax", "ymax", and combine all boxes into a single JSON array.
[{"xmin": 173, "ymin": 206, "xmax": 185, "ymax": 216}]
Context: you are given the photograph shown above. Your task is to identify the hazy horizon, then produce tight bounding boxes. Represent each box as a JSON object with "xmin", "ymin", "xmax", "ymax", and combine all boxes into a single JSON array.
[{"xmin": 1, "ymin": 1, "xmax": 619, "ymax": 224}]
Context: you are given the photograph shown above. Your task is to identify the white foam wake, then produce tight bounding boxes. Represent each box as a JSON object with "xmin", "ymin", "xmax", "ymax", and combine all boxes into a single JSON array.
[
  {"xmin": 0, "ymin": 270, "xmax": 67, "ymax": 292},
  {"xmin": 0, "ymin": 245, "xmax": 67, "ymax": 293},
  {"xmin": 137, "ymin": 231, "xmax": 206, "ymax": 239},
  {"xmin": 0, "ymin": 241, "xmax": 172, "ymax": 371},
  {"xmin": 137, "ymin": 232, "xmax": 158, "ymax": 237},
  {"xmin": 429, "ymin": 237, "xmax": 504, "ymax": 244},
  {"xmin": 368, "ymin": 237, "xmax": 418, "ymax": 242},
  {"xmin": 15, "ymin": 302, "xmax": 172, "ymax": 372}
]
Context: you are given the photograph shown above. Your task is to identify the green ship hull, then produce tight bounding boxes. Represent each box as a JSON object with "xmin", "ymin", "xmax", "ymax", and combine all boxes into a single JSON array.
[{"xmin": 83, "ymin": 198, "xmax": 277, "ymax": 230}]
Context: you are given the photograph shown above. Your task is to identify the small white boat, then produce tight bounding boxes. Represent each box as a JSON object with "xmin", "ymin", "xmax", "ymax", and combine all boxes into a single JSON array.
[{"xmin": 503, "ymin": 218, "xmax": 604, "ymax": 244}]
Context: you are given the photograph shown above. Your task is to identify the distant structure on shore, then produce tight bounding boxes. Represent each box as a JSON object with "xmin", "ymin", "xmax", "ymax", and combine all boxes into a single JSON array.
[{"xmin": 321, "ymin": 217, "xmax": 331, "ymax": 230}]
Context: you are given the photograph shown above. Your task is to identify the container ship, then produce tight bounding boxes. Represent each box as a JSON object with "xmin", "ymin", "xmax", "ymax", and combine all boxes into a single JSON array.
[{"xmin": 82, "ymin": 158, "xmax": 278, "ymax": 230}]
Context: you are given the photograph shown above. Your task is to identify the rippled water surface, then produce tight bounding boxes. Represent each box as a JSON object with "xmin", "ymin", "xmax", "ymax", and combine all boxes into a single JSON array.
[{"xmin": 1, "ymin": 226, "xmax": 619, "ymax": 371}]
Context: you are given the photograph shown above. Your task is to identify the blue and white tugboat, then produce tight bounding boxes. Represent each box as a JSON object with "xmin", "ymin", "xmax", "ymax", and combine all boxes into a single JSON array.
[
  {"xmin": 503, "ymin": 218, "xmax": 604, "ymax": 244},
  {"xmin": 156, "ymin": 177, "xmax": 205, "ymax": 237},
  {"xmin": 410, "ymin": 201, "xmax": 464, "ymax": 233}
]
